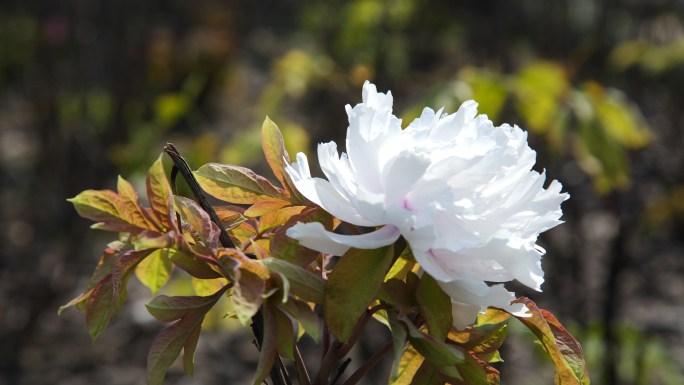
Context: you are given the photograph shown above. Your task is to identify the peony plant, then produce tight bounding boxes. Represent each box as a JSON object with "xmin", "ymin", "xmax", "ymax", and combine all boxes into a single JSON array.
[{"xmin": 62, "ymin": 82, "xmax": 590, "ymax": 385}]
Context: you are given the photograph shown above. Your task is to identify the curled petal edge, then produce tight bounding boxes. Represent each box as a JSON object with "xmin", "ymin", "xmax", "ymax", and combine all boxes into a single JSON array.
[{"xmin": 285, "ymin": 222, "xmax": 401, "ymax": 256}]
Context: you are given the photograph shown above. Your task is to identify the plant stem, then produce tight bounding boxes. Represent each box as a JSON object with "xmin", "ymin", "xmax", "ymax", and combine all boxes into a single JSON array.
[
  {"xmin": 341, "ymin": 340, "xmax": 393, "ymax": 385},
  {"xmin": 164, "ymin": 144, "xmax": 289, "ymax": 385},
  {"xmin": 312, "ymin": 304, "xmax": 391, "ymax": 385},
  {"xmin": 294, "ymin": 343, "xmax": 312, "ymax": 385}
]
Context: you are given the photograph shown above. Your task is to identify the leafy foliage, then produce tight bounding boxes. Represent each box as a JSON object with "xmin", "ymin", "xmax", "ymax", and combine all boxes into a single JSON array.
[{"xmin": 64, "ymin": 116, "xmax": 590, "ymax": 385}]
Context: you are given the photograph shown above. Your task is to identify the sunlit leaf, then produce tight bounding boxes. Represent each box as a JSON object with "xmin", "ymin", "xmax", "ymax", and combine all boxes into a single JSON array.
[
  {"xmin": 244, "ymin": 200, "xmax": 292, "ymax": 217},
  {"xmin": 216, "ymin": 210, "xmax": 246, "ymax": 230},
  {"xmin": 262, "ymin": 117, "xmax": 306, "ymax": 202},
  {"xmin": 146, "ymin": 153, "xmax": 175, "ymax": 232},
  {"xmin": 135, "ymin": 249, "xmax": 174, "ymax": 295},
  {"xmin": 257, "ymin": 206, "xmax": 307, "ymax": 233},
  {"xmin": 116, "ymin": 176, "xmax": 158, "ymax": 231},
  {"xmin": 458, "ymin": 67, "xmax": 508, "ymax": 122},
  {"xmin": 513, "ymin": 61, "xmax": 568, "ymax": 133},
  {"xmin": 192, "ymin": 277, "xmax": 227, "ymax": 297},
  {"xmin": 68, "ymin": 190, "xmax": 146, "ymax": 233},
  {"xmin": 325, "ymin": 245, "xmax": 394, "ymax": 343},
  {"xmin": 390, "ymin": 344, "xmax": 425, "ymax": 385},
  {"xmin": 194, "ymin": 163, "xmax": 295, "ymax": 204},
  {"xmin": 511, "ymin": 297, "xmax": 590, "ymax": 385},
  {"xmin": 397, "ymin": 312, "xmax": 465, "ymax": 367},
  {"xmin": 385, "ymin": 256, "xmax": 415, "ymax": 281},
  {"xmin": 416, "ymin": 274, "xmax": 452, "ymax": 341}
]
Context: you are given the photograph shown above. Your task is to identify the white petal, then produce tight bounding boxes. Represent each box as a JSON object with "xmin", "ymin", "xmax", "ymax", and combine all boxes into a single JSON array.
[
  {"xmin": 318, "ymin": 142, "xmax": 357, "ymax": 199},
  {"xmin": 286, "ymin": 222, "xmax": 401, "ymax": 256},
  {"xmin": 381, "ymin": 150, "xmax": 431, "ymax": 207},
  {"xmin": 285, "ymin": 153, "xmax": 378, "ymax": 227},
  {"xmin": 438, "ymin": 279, "xmax": 530, "ymax": 330}
]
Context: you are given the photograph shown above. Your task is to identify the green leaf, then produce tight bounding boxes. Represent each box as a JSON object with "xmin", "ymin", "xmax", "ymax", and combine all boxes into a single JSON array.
[
  {"xmin": 257, "ymin": 206, "xmax": 307, "ymax": 233},
  {"xmin": 389, "ymin": 345, "xmax": 425, "ymax": 385},
  {"xmin": 412, "ymin": 362, "xmax": 445, "ymax": 385},
  {"xmin": 416, "ymin": 274, "xmax": 452, "ymax": 341},
  {"xmin": 388, "ymin": 312, "xmax": 409, "ymax": 381},
  {"xmin": 397, "ymin": 313, "xmax": 465, "ymax": 367},
  {"xmin": 146, "ymin": 286, "xmax": 229, "ymax": 385},
  {"xmin": 253, "ymin": 304, "xmax": 278, "ymax": 385},
  {"xmin": 259, "ymin": 258, "xmax": 326, "ymax": 304},
  {"xmin": 273, "ymin": 305, "xmax": 295, "ymax": 360},
  {"xmin": 262, "ymin": 117, "xmax": 306, "ymax": 202},
  {"xmin": 385, "ymin": 256, "xmax": 415, "ymax": 281},
  {"xmin": 458, "ymin": 67, "xmax": 508, "ymax": 122},
  {"xmin": 244, "ymin": 200, "xmax": 292, "ymax": 217},
  {"xmin": 512, "ymin": 297, "xmax": 590, "ymax": 385},
  {"xmin": 194, "ymin": 163, "xmax": 294, "ymax": 204},
  {"xmin": 270, "ymin": 208, "xmax": 334, "ymax": 266},
  {"xmin": 378, "ymin": 278, "xmax": 417, "ymax": 309},
  {"xmin": 146, "ymin": 153, "xmax": 175, "ymax": 232},
  {"xmin": 514, "ymin": 61, "xmax": 568, "ymax": 133},
  {"xmin": 192, "ymin": 277, "xmax": 227, "ymax": 297},
  {"xmin": 278, "ymin": 297, "xmax": 320, "ymax": 343},
  {"xmin": 135, "ymin": 249, "xmax": 174, "ymax": 295},
  {"xmin": 325, "ymin": 245, "xmax": 395, "ymax": 343},
  {"xmin": 474, "ymin": 308, "xmax": 511, "ymax": 328}
]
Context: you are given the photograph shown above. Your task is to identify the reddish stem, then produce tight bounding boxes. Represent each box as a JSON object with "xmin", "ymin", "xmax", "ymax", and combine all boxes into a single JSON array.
[{"xmin": 341, "ymin": 340, "xmax": 393, "ymax": 385}]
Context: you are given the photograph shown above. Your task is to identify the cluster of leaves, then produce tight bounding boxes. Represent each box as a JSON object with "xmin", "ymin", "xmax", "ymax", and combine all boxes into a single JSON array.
[
  {"xmin": 400, "ymin": 60, "xmax": 652, "ymax": 195},
  {"xmin": 63, "ymin": 118, "xmax": 590, "ymax": 385}
]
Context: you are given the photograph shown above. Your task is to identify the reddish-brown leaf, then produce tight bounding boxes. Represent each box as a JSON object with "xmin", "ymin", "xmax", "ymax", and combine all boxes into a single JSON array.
[
  {"xmin": 511, "ymin": 297, "xmax": 590, "ymax": 385},
  {"xmin": 146, "ymin": 286, "xmax": 229, "ymax": 385}
]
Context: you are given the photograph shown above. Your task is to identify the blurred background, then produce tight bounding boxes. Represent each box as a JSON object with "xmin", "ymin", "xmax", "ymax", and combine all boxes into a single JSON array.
[{"xmin": 1, "ymin": 0, "xmax": 683, "ymax": 384}]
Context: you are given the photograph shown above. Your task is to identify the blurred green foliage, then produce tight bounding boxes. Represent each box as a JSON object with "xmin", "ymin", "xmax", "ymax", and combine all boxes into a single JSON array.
[{"xmin": 3, "ymin": 1, "xmax": 684, "ymax": 384}]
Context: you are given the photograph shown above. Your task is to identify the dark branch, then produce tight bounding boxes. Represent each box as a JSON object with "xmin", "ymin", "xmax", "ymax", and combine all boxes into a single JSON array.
[
  {"xmin": 330, "ymin": 358, "xmax": 352, "ymax": 385},
  {"xmin": 164, "ymin": 144, "xmax": 288, "ymax": 385}
]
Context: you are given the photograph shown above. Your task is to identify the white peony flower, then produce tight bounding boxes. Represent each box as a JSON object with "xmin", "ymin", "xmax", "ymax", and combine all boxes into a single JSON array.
[{"xmin": 285, "ymin": 81, "xmax": 568, "ymax": 329}]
